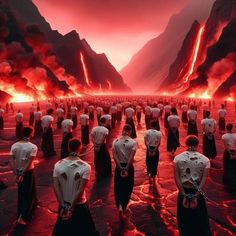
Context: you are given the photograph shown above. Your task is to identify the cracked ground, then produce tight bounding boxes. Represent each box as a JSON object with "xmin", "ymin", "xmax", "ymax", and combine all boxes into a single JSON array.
[{"xmin": 0, "ymin": 99, "xmax": 236, "ymax": 236}]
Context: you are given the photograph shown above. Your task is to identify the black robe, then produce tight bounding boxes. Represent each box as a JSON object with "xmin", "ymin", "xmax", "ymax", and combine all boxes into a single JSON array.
[
  {"xmin": 81, "ymin": 125, "xmax": 89, "ymax": 145},
  {"xmin": 177, "ymin": 188, "xmax": 212, "ymax": 236},
  {"xmin": 114, "ymin": 164, "xmax": 134, "ymax": 211},
  {"xmin": 167, "ymin": 128, "xmax": 180, "ymax": 152},
  {"xmin": 222, "ymin": 149, "xmax": 236, "ymax": 192},
  {"xmin": 52, "ymin": 202, "xmax": 99, "ymax": 236},
  {"xmin": 41, "ymin": 127, "xmax": 56, "ymax": 157},
  {"xmin": 34, "ymin": 120, "xmax": 43, "ymax": 138},
  {"xmin": 60, "ymin": 132, "xmax": 73, "ymax": 159},
  {"xmin": 146, "ymin": 148, "xmax": 159, "ymax": 176},
  {"xmin": 125, "ymin": 118, "xmax": 137, "ymax": 139},
  {"xmin": 16, "ymin": 122, "xmax": 23, "ymax": 140},
  {"xmin": 187, "ymin": 120, "xmax": 198, "ymax": 136},
  {"xmin": 17, "ymin": 170, "xmax": 37, "ymax": 221},
  {"xmin": 202, "ymin": 133, "xmax": 216, "ymax": 159},
  {"xmin": 218, "ymin": 117, "xmax": 226, "ymax": 132},
  {"xmin": 94, "ymin": 143, "xmax": 111, "ymax": 177},
  {"xmin": 0, "ymin": 116, "xmax": 3, "ymax": 130}
]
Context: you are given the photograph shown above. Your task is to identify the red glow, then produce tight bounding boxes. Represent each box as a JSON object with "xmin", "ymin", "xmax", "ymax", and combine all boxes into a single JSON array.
[
  {"xmin": 183, "ymin": 25, "xmax": 204, "ymax": 84},
  {"xmin": 106, "ymin": 80, "xmax": 112, "ymax": 90},
  {"xmin": 208, "ymin": 22, "xmax": 228, "ymax": 48},
  {"xmin": 0, "ymin": 80, "xmax": 35, "ymax": 103},
  {"xmin": 207, "ymin": 53, "xmax": 236, "ymax": 97},
  {"xmin": 9, "ymin": 92, "xmax": 34, "ymax": 103},
  {"xmin": 167, "ymin": 25, "xmax": 205, "ymax": 96},
  {"xmin": 226, "ymin": 215, "xmax": 236, "ymax": 228},
  {"xmin": 32, "ymin": 0, "xmax": 188, "ymax": 70},
  {"xmin": 22, "ymin": 30, "xmax": 82, "ymax": 99},
  {"xmin": 188, "ymin": 90, "xmax": 211, "ymax": 99},
  {"xmin": 80, "ymin": 52, "xmax": 91, "ymax": 87},
  {"xmin": 98, "ymin": 83, "xmax": 102, "ymax": 93},
  {"xmin": 226, "ymin": 96, "xmax": 234, "ymax": 102}
]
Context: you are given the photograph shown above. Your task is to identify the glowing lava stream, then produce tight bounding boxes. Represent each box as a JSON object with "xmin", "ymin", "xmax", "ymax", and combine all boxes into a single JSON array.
[
  {"xmin": 4, "ymin": 87, "xmax": 34, "ymax": 103},
  {"xmin": 106, "ymin": 80, "xmax": 112, "ymax": 90},
  {"xmin": 183, "ymin": 25, "xmax": 205, "ymax": 84},
  {"xmin": 80, "ymin": 52, "xmax": 91, "ymax": 87}
]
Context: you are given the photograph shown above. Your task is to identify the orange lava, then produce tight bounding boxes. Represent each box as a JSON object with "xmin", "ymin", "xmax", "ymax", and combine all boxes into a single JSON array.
[
  {"xmin": 171, "ymin": 25, "xmax": 205, "ymax": 95},
  {"xmin": 80, "ymin": 52, "xmax": 91, "ymax": 87},
  {"xmin": 10, "ymin": 93, "xmax": 34, "ymax": 103},
  {"xmin": 183, "ymin": 25, "xmax": 205, "ymax": 84},
  {"xmin": 226, "ymin": 96, "xmax": 234, "ymax": 102},
  {"xmin": 107, "ymin": 80, "xmax": 112, "ymax": 90},
  {"xmin": 226, "ymin": 215, "xmax": 236, "ymax": 228},
  {"xmin": 188, "ymin": 90, "xmax": 211, "ymax": 99},
  {"xmin": 98, "ymin": 83, "xmax": 102, "ymax": 93}
]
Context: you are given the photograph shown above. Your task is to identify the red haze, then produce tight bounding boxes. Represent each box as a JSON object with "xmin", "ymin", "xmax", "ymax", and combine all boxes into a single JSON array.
[{"xmin": 32, "ymin": 0, "xmax": 188, "ymax": 70}]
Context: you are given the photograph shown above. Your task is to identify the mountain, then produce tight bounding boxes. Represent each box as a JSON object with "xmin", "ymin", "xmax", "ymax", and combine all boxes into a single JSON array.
[
  {"xmin": 0, "ymin": 3, "xmax": 75, "ymax": 101},
  {"xmin": 0, "ymin": 91, "xmax": 11, "ymax": 103},
  {"xmin": 120, "ymin": 0, "xmax": 214, "ymax": 93},
  {"xmin": 187, "ymin": 0, "xmax": 236, "ymax": 97},
  {"xmin": 0, "ymin": 0, "xmax": 130, "ymax": 102},
  {"xmin": 153, "ymin": 0, "xmax": 236, "ymax": 100},
  {"xmin": 214, "ymin": 70, "xmax": 236, "ymax": 98},
  {"xmin": 160, "ymin": 21, "xmax": 201, "ymax": 92}
]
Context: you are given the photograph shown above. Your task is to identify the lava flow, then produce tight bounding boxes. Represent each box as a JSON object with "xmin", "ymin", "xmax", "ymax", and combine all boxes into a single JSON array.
[
  {"xmin": 107, "ymin": 80, "xmax": 112, "ymax": 90},
  {"xmin": 183, "ymin": 25, "xmax": 204, "ymax": 84},
  {"xmin": 171, "ymin": 25, "xmax": 205, "ymax": 96},
  {"xmin": 80, "ymin": 52, "xmax": 91, "ymax": 88}
]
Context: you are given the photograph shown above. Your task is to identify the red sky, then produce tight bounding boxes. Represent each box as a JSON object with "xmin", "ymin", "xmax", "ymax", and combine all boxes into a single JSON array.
[{"xmin": 33, "ymin": 0, "xmax": 188, "ymax": 70}]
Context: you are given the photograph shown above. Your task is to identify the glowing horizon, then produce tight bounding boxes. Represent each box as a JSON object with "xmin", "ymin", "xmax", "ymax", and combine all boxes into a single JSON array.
[{"xmin": 184, "ymin": 25, "xmax": 205, "ymax": 84}]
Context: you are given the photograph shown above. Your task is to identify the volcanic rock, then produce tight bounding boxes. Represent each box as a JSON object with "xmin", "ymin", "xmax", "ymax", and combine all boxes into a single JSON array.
[
  {"xmin": 185, "ymin": 0, "xmax": 236, "ymax": 93},
  {"xmin": 214, "ymin": 70, "xmax": 236, "ymax": 97},
  {"xmin": 6, "ymin": 0, "xmax": 130, "ymax": 92},
  {"xmin": 160, "ymin": 21, "xmax": 201, "ymax": 89},
  {"xmin": 120, "ymin": 0, "xmax": 214, "ymax": 93},
  {"xmin": 0, "ymin": 90, "xmax": 11, "ymax": 103},
  {"xmin": 156, "ymin": 0, "xmax": 236, "ymax": 98},
  {"xmin": 190, "ymin": 16, "xmax": 236, "ymax": 88}
]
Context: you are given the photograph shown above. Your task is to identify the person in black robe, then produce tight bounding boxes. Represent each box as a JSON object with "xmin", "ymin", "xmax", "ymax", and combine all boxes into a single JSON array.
[
  {"xmin": 60, "ymin": 114, "xmax": 73, "ymax": 159},
  {"xmin": 34, "ymin": 107, "xmax": 43, "ymax": 138},
  {"xmin": 181, "ymin": 105, "xmax": 188, "ymax": 124},
  {"xmin": 15, "ymin": 110, "xmax": 24, "ymax": 140},
  {"xmin": 125, "ymin": 106, "xmax": 137, "ymax": 139},
  {"xmin": 174, "ymin": 135, "xmax": 212, "ymax": 236},
  {"xmin": 167, "ymin": 108, "xmax": 180, "ymax": 155},
  {"xmin": 80, "ymin": 113, "xmax": 90, "ymax": 146},
  {"xmin": 29, "ymin": 104, "xmax": 35, "ymax": 127},
  {"xmin": 218, "ymin": 104, "xmax": 226, "ymax": 134},
  {"xmin": 71, "ymin": 106, "xmax": 78, "ymax": 130},
  {"xmin": 56, "ymin": 107, "xmax": 64, "ymax": 129},
  {"xmin": 112, "ymin": 125, "xmax": 137, "ymax": 220},
  {"xmin": 41, "ymin": 109, "xmax": 56, "ymax": 158},
  {"xmin": 144, "ymin": 120, "xmax": 161, "ymax": 181},
  {"xmin": 9, "ymin": 127, "xmax": 38, "ymax": 225},
  {"xmin": 202, "ymin": 111, "xmax": 217, "ymax": 160},
  {"xmin": 187, "ymin": 105, "xmax": 198, "ymax": 137},
  {"xmin": 91, "ymin": 117, "xmax": 111, "ymax": 177},
  {"xmin": 52, "ymin": 139, "xmax": 99, "ymax": 236},
  {"xmin": 222, "ymin": 123, "xmax": 236, "ymax": 192},
  {"xmin": 0, "ymin": 107, "xmax": 4, "ymax": 130}
]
